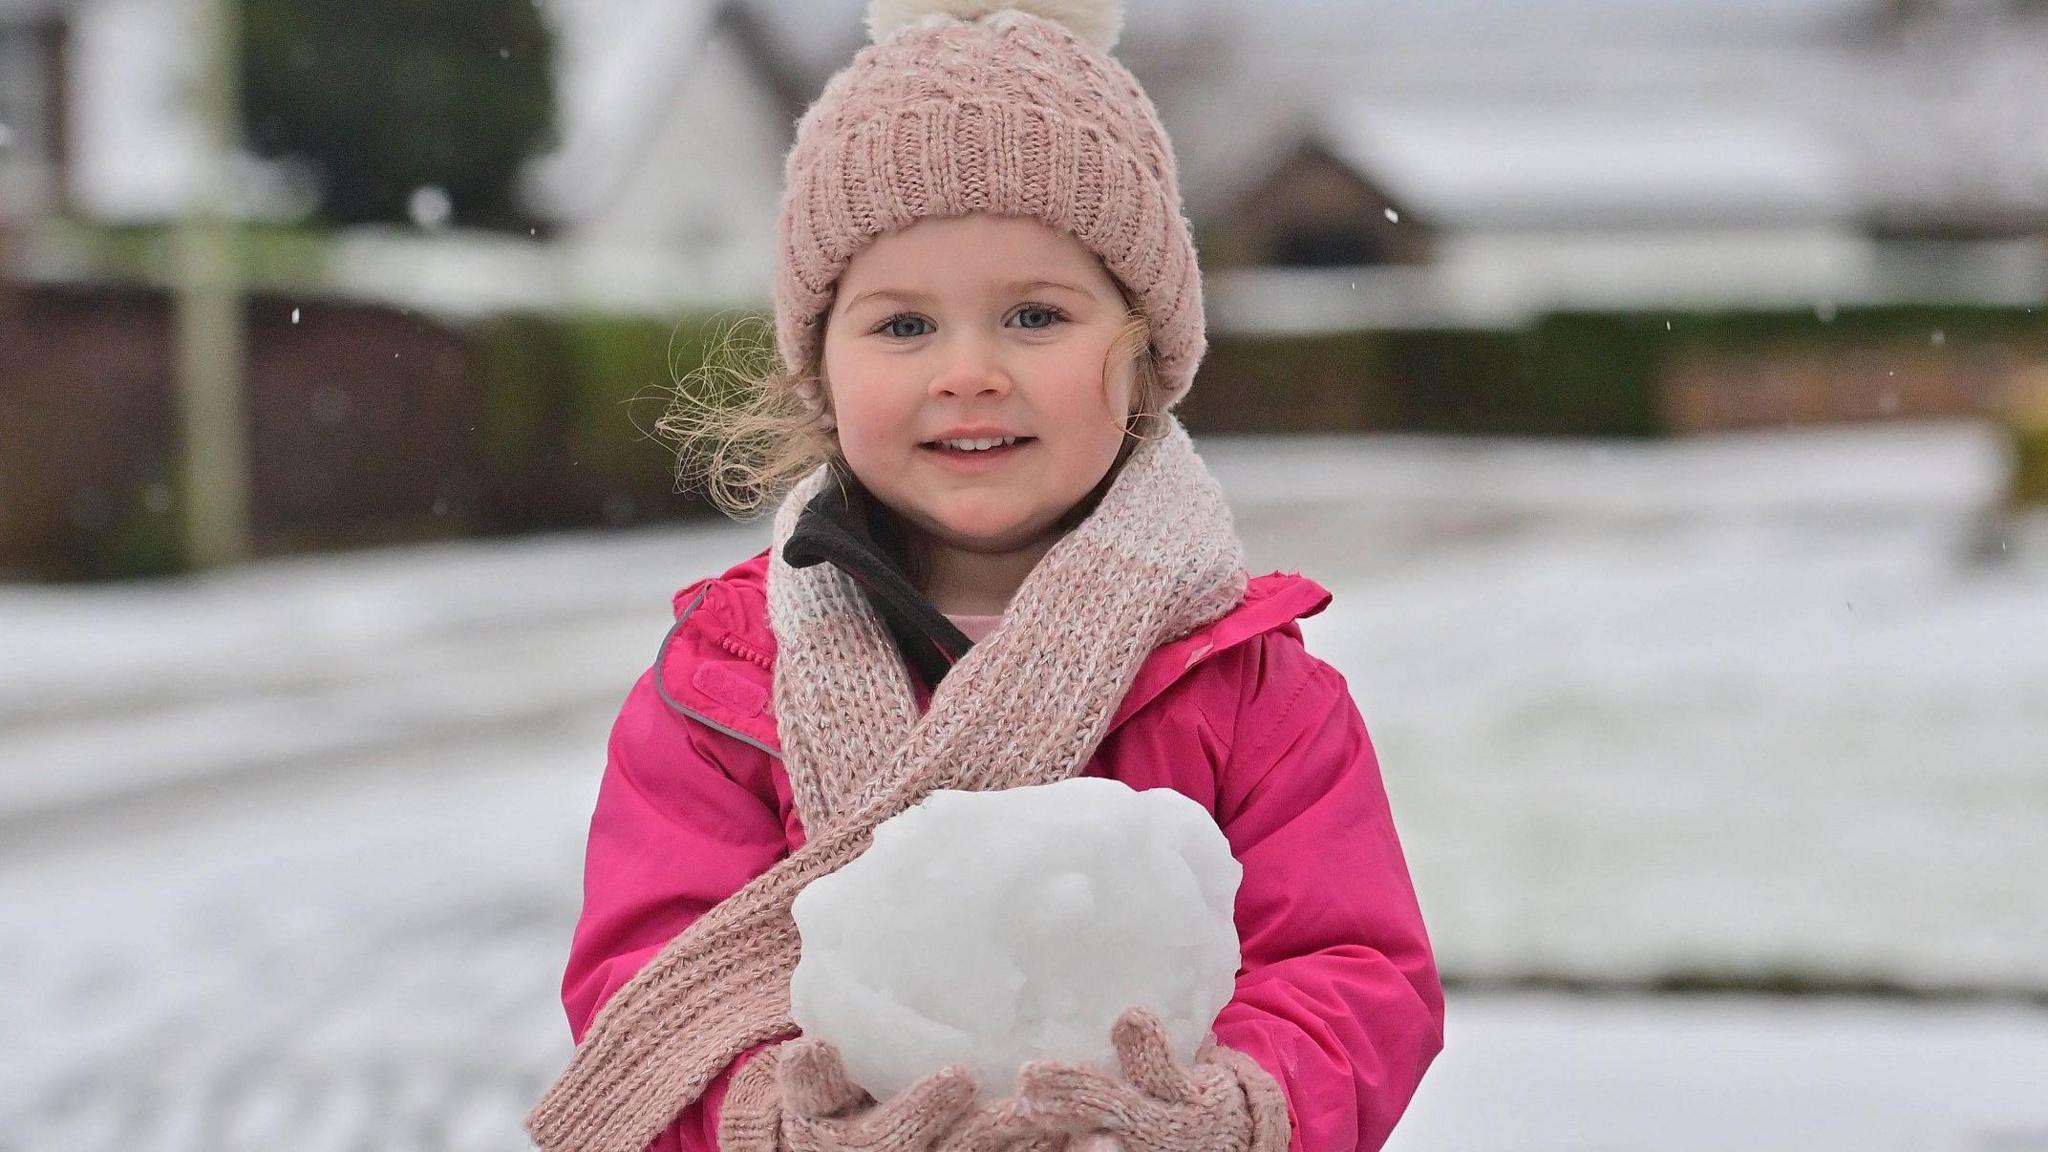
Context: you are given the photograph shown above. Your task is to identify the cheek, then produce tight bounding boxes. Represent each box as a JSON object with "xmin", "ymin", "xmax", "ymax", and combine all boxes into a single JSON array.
[
  {"xmin": 820, "ymin": 345, "xmax": 899, "ymax": 453},
  {"xmin": 1049, "ymin": 342, "xmax": 1131, "ymax": 431},
  {"xmin": 832, "ymin": 397, "xmax": 903, "ymax": 485},
  {"xmin": 1040, "ymin": 354, "xmax": 1129, "ymax": 475},
  {"xmin": 1044, "ymin": 340, "xmax": 1124, "ymax": 415}
]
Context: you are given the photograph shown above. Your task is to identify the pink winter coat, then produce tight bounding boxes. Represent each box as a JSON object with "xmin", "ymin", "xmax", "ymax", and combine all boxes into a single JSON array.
[{"xmin": 560, "ymin": 550, "xmax": 1444, "ymax": 1152}]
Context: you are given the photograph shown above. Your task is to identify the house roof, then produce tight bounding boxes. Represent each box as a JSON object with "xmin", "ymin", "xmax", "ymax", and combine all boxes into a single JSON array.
[
  {"xmin": 1147, "ymin": 6, "xmax": 1886, "ymax": 223},
  {"xmin": 1314, "ymin": 102, "xmax": 1858, "ymax": 230},
  {"xmin": 522, "ymin": 0, "xmax": 727, "ymax": 222},
  {"xmin": 522, "ymin": 0, "xmax": 818, "ymax": 224}
]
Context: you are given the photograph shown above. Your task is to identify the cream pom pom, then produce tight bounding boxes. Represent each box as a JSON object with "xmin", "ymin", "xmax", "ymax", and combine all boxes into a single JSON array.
[{"xmin": 865, "ymin": 0, "xmax": 1124, "ymax": 51}]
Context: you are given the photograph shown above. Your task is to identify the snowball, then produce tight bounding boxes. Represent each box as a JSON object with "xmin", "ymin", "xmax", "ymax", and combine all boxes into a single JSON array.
[{"xmin": 790, "ymin": 777, "xmax": 1242, "ymax": 1101}]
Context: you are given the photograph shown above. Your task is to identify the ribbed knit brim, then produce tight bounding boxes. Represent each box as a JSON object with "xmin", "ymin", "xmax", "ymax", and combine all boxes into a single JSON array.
[{"xmin": 774, "ymin": 9, "xmax": 1204, "ymax": 412}]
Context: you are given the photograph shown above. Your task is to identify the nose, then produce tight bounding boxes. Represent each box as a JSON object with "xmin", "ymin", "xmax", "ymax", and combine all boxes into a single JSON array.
[{"xmin": 927, "ymin": 335, "xmax": 1011, "ymax": 401}]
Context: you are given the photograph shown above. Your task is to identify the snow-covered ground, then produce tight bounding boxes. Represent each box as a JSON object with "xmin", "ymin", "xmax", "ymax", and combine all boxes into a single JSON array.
[
  {"xmin": 1209, "ymin": 424, "xmax": 2048, "ymax": 994},
  {"xmin": 1388, "ymin": 992, "xmax": 2048, "ymax": 1152},
  {"xmin": 2, "ymin": 420, "xmax": 2043, "ymax": 1149}
]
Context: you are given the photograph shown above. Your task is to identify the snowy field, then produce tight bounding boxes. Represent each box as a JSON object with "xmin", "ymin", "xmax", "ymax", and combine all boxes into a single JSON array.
[
  {"xmin": 2, "ymin": 421, "xmax": 2044, "ymax": 1149},
  {"xmin": 1209, "ymin": 424, "xmax": 2048, "ymax": 995}
]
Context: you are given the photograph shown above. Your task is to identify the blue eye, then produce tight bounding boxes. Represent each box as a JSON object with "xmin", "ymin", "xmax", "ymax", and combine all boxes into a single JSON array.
[
  {"xmin": 1012, "ymin": 305, "xmax": 1065, "ymax": 330},
  {"xmin": 878, "ymin": 314, "xmax": 933, "ymax": 339}
]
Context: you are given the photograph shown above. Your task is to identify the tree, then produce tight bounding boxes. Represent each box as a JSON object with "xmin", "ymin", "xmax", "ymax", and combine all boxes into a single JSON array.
[{"xmin": 241, "ymin": 0, "xmax": 557, "ymax": 231}]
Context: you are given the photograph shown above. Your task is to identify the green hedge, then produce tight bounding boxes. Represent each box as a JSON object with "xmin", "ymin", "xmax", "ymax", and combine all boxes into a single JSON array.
[
  {"xmin": 2009, "ymin": 366, "xmax": 2048, "ymax": 507},
  {"xmin": 67, "ymin": 465, "xmax": 186, "ymax": 582},
  {"xmin": 1189, "ymin": 316, "xmax": 1664, "ymax": 437},
  {"xmin": 472, "ymin": 312, "xmax": 731, "ymax": 530},
  {"xmin": 477, "ymin": 311, "xmax": 699, "ymax": 526},
  {"xmin": 1188, "ymin": 305, "xmax": 2044, "ymax": 438}
]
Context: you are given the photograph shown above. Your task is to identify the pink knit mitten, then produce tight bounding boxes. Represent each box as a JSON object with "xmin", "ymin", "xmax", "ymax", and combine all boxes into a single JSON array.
[
  {"xmin": 718, "ymin": 1038, "xmax": 1063, "ymax": 1152},
  {"xmin": 1013, "ymin": 1008, "xmax": 1292, "ymax": 1152}
]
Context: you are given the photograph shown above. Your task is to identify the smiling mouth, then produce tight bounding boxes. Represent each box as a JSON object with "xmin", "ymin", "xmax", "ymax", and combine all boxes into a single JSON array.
[{"xmin": 922, "ymin": 436, "xmax": 1036, "ymax": 456}]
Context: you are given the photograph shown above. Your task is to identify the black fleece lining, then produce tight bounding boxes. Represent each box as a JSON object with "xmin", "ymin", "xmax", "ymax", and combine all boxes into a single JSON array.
[{"xmin": 780, "ymin": 470, "xmax": 974, "ymax": 691}]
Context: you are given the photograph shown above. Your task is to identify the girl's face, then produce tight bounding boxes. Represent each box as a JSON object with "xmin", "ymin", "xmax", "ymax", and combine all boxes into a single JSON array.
[{"xmin": 821, "ymin": 213, "xmax": 1136, "ymax": 559}]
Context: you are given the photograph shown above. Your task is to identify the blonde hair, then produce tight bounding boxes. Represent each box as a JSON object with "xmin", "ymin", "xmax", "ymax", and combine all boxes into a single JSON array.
[{"xmin": 662, "ymin": 309, "xmax": 1166, "ymax": 519}]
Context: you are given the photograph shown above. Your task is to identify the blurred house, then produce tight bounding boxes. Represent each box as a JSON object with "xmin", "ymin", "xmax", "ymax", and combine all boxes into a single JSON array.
[
  {"xmin": 1187, "ymin": 0, "xmax": 2048, "ymax": 333},
  {"xmin": 520, "ymin": 0, "xmax": 818, "ymax": 310},
  {"xmin": 1210, "ymin": 104, "xmax": 1867, "ymax": 331},
  {"xmin": 3, "ymin": 0, "xmax": 816, "ymax": 314}
]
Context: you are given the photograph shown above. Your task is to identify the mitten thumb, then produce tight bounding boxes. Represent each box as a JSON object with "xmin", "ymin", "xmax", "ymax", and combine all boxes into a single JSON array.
[
  {"xmin": 781, "ymin": 1038, "xmax": 871, "ymax": 1118},
  {"xmin": 717, "ymin": 1045, "xmax": 789, "ymax": 1152}
]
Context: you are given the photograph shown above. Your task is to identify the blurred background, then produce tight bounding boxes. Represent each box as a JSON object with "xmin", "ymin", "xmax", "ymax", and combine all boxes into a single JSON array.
[{"xmin": 2, "ymin": 0, "xmax": 2045, "ymax": 1148}]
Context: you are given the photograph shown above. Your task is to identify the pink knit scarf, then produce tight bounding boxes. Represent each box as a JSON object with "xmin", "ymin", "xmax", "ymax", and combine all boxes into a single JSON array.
[{"xmin": 526, "ymin": 418, "xmax": 1247, "ymax": 1152}]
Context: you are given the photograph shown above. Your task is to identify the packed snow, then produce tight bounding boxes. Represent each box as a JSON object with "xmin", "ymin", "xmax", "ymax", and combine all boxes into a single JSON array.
[{"xmin": 790, "ymin": 779, "xmax": 1242, "ymax": 1100}]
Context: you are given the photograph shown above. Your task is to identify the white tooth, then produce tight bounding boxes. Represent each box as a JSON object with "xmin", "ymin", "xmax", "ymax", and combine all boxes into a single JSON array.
[{"xmin": 937, "ymin": 436, "xmax": 1021, "ymax": 451}]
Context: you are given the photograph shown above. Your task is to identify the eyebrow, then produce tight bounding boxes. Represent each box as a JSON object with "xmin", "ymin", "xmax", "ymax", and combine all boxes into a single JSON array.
[{"xmin": 840, "ymin": 278, "xmax": 1092, "ymax": 313}]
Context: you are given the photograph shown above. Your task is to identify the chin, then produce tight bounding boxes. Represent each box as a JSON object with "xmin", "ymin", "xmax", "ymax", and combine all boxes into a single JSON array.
[{"xmin": 925, "ymin": 506, "xmax": 1046, "ymax": 553}]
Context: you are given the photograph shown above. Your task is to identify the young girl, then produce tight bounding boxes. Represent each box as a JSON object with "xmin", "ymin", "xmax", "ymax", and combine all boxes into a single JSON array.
[{"xmin": 525, "ymin": 3, "xmax": 1443, "ymax": 1150}]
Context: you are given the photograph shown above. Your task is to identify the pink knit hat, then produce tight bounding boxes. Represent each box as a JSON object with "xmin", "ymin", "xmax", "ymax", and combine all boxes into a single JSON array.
[{"xmin": 774, "ymin": 0, "xmax": 1205, "ymax": 414}]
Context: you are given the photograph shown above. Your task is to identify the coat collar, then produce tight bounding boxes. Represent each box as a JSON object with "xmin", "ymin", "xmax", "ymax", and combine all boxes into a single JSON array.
[
  {"xmin": 657, "ymin": 549, "xmax": 1332, "ymax": 760},
  {"xmin": 780, "ymin": 468, "xmax": 972, "ymax": 692}
]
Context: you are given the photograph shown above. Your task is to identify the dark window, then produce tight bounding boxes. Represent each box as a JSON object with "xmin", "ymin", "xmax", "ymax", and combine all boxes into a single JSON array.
[{"xmin": 1272, "ymin": 225, "xmax": 1390, "ymax": 268}]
